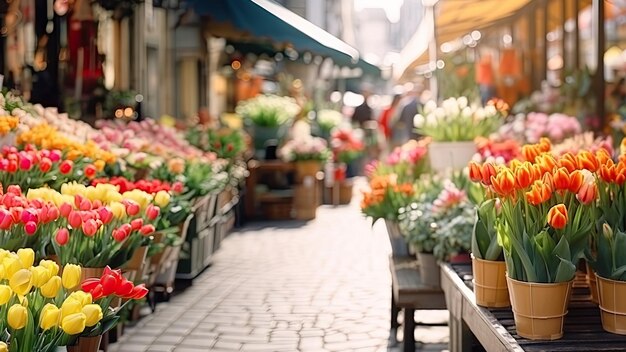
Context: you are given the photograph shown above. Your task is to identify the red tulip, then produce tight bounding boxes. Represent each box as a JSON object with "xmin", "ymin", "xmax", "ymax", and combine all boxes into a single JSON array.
[
  {"xmin": 49, "ymin": 150, "xmax": 61, "ymax": 162},
  {"xmin": 7, "ymin": 160, "xmax": 17, "ymax": 173},
  {"xmin": 146, "ymin": 205, "xmax": 160, "ymax": 221},
  {"xmin": 100, "ymin": 274, "xmax": 118, "ymax": 295},
  {"xmin": 47, "ymin": 206, "xmax": 60, "ymax": 222},
  {"xmin": 79, "ymin": 198, "xmax": 92, "ymax": 211},
  {"xmin": 6, "ymin": 185, "xmax": 21, "ymax": 196},
  {"xmin": 39, "ymin": 157, "xmax": 52, "ymax": 172},
  {"xmin": 112, "ymin": 229, "xmax": 126, "ymax": 242},
  {"xmin": 11, "ymin": 208, "xmax": 22, "ymax": 224},
  {"xmin": 55, "ymin": 228, "xmax": 69, "ymax": 246},
  {"xmin": 19, "ymin": 157, "xmax": 32, "ymax": 171},
  {"xmin": 90, "ymin": 284, "xmax": 104, "ymax": 301},
  {"xmin": 97, "ymin": 207, "xmax": 113, "ymax": 225},
  {"xmin": 82, "ymin": 219, "xmax": 98, "ymax": 237},
  {"xmin": 68, "ymin": 211, "xmax": 82, "ymax": 229},
  {"xmin": 24, "ymin": 221, "xmax": 37, "ymax": 235},
  {"xmin": 130, "ymin": 218, "xmax": 143, "ymax": 231},
  {"xmin": 84, "ymin": 164, "xmax": 97, "ymax": 179},
  {"xmin": 172, "ymin": 182, "xmax": 184, "ymax": 193},
  {"xmin": 116, "ymin": 280, "xmax": 134, "ymax": 296},
  {"xmin": 59, "ymin": 160, "xmax": 73, "ymax": 175},
  {"xmin": 59, "ymin": 203, "xmax": 73, "ymax": 218},
  {"xmin": 81, "ymin": 278, "xmax": 100, "ymax": 292},
  {"xmin": 0, "ymin": 209, "xmax": 12, "ymax": 230},
  {"xmin": 127, "ymin": 284, "xmax": 149, "ymax": 299},
  {"xmin": 125, "ymin": 201, "xmax": 140, "ymax": 217},
  {"xmin": 119, "ymin": 223, "xmax": 132, "ymax": 235},
  {"xmin": 20, "ymin": 209, "xmax": 37, "ymax": 224},
  {"xmin": 140, "ymin": 224, "xmax": 155, "ymax": 236}
]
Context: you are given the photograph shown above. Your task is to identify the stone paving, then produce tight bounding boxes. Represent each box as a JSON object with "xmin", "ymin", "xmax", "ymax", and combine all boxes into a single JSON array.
[{"xmin": 109, "ymin": 193, "xmax": 448, "ymax": 352}]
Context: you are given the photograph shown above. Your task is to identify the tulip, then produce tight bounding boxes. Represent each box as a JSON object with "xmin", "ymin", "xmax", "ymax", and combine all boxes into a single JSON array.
[
  {"xmin": 172, "ymin": 181, "xmax": 184, "ymax": 193},
  {"xmin": 146, "ymin": 204, "xmax": 160, "ymax": 221},
  {"xmin": 481, "ymin": 163, "xmax": 496, "ymax": 186},
  {"xmin": 40, "ymin": 276, "xmax": 62, "ymax": 298},
  {"xmin": 116, "ymin": 279, "xmax": 134, "ymax": 297},
  {"xmin": 547, "ymin": 204, "xmax": 568, "ymax": 230},
  {"xmin": 110, "ymin": 202, "xmax": 126, "ymax": 218},
  {"xmin": 125, "ymin": 201, "xmax": 140, "ymax": 216},
  {"xmin": 468, "ymin": 162, "xmax": 482, "ymax": 183},
  {"xmin": 0, "ymin": 342, "xmax": 6, "ymax": 352},
  {"xmin": 39, "ymin": 157, "xmax": 52, "ymax": 172},
  {"xmin": 17, "ymin": 248, "xmax": 34, "ymax": 268},
  {"xmin": 68, "ymin": 210, "xmax": 82, "ymax": 229},
  {"xmin": 140, "ymin": 224, "xmax": 155, "ymax": 236},
  {"xmin": 577, "ymin": 182, "xmax": 598, "ymax": 205},
  {"xmin": 94, "ymin": 160, "xmax": 106, "ymax": 172},
  {"xmin": 24, "ymin": 221, "xmax": 37, "ymax": 235},
  {"xmin": 552, "ymin": 167, "xmax": 570, "ymax": 191},
  {"xmin": 525, "ymin": 181, "xmax": 552, "ymax": 206},
  {"xmin": 59, "ymin": 160, "xmax": 74, "ymax": 175},
  {"xmin": 577, "ymin": 151, "xmax": 600, "ymax": 172},
  {"xmin": 47, "ymin": 206, "xmax": 60, "ymax": 222},
  {"xmin": 131, "ymin": 218, "xmax": 144, "ymax": 231},
  {"xmin": 84, "ymin": 164, "xmax": 97, "ymax": 179},
  {"xmin": 603, "ymin": 223, "xmax": 613, "ymax": 240},
  {"xmin": 40, "ymin": 303, "xmax": 61, "ymax": 330},
  {"xmin": 521, "ymin": 145, "xmax": 540, "ymax": 162},
  {"xmin": 128, "ymin": 284, "xmax": 149, "ymax": 299},
  {"xmin": 3, "ymin": 256, "xmax": 21, "ymax": 278},
  {"xmin": 82, "ymin": 304, "xmax": 103, "ymax": 327},
  {"xmin": 62, "ymin": 264, "xmax": 82, "ymax": 289},
  {"xmin": 82, "ymin": 219, "xmax": 99, "ymax": 237},
  {"xmin": 8, "ymin": 304, "xmax": 27, "ymax": 330},
  {"xmin": 568, "ymin": 170, "xmax": 585, "ymax": 193},
  {"xmin": 0, "ymin": 209, "xmax": 11, "ymax": 230},
  {"xmin": 59, "ymin": 202, "xmax": 73, "ymax": 218},
  {"xmin": 154, "ymin": 190, "xmax": 171, "ymax": 207},
  {"xmin": 491, "ymin": 168, "xmax": 516, "ymax": 196},
  {"xmin": 49, "ymin": 150, "xmax": 62, "ymax": 162},
  {"xmin": 61, "ymin": 298, "xmax": 83, "ymax": 319},
  {"xmin": 20, "ymin": 208, "xmax": 37, "ymax": 224},
  {"xmin": 98, "ymin": 207, "xmax": 114, "ymax": 224},
  {"xmin": 536, "ymin": 154, "xmax": 557, "ymax": 174},
  {"xmin": 19, "ymin": 156, "xmax": 32, "ymax": 171},
  {"xmin": 61, "ymin": 312, "xmax": 87, "ymax": 335},
  {"xmin": 30, "ymin": 266, "xmax": 52, "ymax": 288},
  {"xmin": 68, "ymin": 291, "xmax": 92, "ymax": 306},
  {"xmin": 39, "ymin": 260, "xmax": 60, "ymax": 276},
  {"xmin": 55, "ymin": 228, "xmax": 70, "ymax": 246},
  {"xmin": 0, "ymin": 285, "xmax": 12, "ymax": 305},
  {"xmin": 514, "ymin": 162, "xmax": 534, "ymax": 189},
  {"xmin": 559, "ymin": 152, "xmax": 579, "ymax": 173},
  {"xmin": 9, "ymin": 269, "xmax": 33, "ymax": 296},
  {"xmin": 112, "ymin": 229, "xmax": 127, "ymax": 242},
  {"xmin": 79, "ymin": 198, "xmax": 92, "ymax": 211},
  {"xmin": 6, "ymin": 160, "xmax": 17, "ymax": 173}
]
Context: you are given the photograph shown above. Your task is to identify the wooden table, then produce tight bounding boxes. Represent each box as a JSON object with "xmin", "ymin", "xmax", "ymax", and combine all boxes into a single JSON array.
[{"xmin": 440, "ymin": 263, "xmax": 626, "ymax": 352}]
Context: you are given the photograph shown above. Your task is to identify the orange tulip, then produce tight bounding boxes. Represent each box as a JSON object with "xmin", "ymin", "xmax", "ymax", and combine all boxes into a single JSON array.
[
  {"xmin": 616, "ymin": 162, "xmax": 626, "ymax": 185},
  {"xmin": 536, "ymin": 154, "xmax": 557, "ymax": 174},
  {"xmin": 509, "ymin": 159, "xmax": 522, "ymax": 171},
  {"xmin": 542, "ymin": 172, "xmax": 554, "ymax": 189},
  {"xmin": 491, "ymin": 168, "xmax": 516, "ymax": 196},
  {"xmin": 525, "ymin": 181, "xmax": 552, "ymax": 205},
  {"xmin": 599, "ymin": 162, "xmax": 616, "ymax": 183},
  {"xmin": 559, "ymin": 152, "xmax": 579, "ymax": 173},
  {"xmin": 522, "ymin": 145, "xmax": 540, "ymax": 163},
  {"xmin": 596, "ymin": 149, "xmax": 612, "ymax": 166},
  {"xmin": 468, "ymin": 162, "xmax": 483, "ymax": 183},
  {"xmin": 538, "ymin": 138, "xmax": 552, "ymax": 152},
  {"xmin": 481, "ymin": 163, "xmax": 497, "ymax": 186},
  {"xmin": 577, "ymin": 182, "xmax": 597, "ymax": 205},
  {"xmin": 577, "ymin": 151, "xmax": 600, "ymax": 172},
  {"xmin": 552, "ymin": 167, "xmax": 570, "ymax": 191},
  {"xmin": 568, "ymin": 170, "xmax": 585, "ymax": 193},
  {"xmin": 515, "ymin": 162, "xmax": 534, "ymax": 189},
  {"xmin": 547, "ymin": 204, "xmax": 568, "ymax": 230}
]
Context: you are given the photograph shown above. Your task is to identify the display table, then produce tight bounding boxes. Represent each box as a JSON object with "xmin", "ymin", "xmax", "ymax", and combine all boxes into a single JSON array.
[{"xmin": 440, "ymin": 263, "xmax": 626, "ymax": 352}]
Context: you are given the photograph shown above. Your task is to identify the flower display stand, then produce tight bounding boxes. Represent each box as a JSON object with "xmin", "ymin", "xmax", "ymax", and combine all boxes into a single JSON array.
[{"xmin": 428, "ymin": 141, "xmax": 476, "ymax": 173}]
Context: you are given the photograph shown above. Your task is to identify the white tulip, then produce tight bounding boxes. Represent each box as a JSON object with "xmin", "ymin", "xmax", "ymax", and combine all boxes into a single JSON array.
[
  {"xmin": 474, "ymin": 108, "xmax": 486, "ymax": 121},
  {"xmin": 413, "ymin": 114, "xmax": 425, "ymax": 128},
  {"xmin": 457, "ymin": 96, "xmax": 468, "ymax": 109},
  {"xmin": 434, "ymin": 107, "xmax": 446, "ymax": 120},
  {"xmin": 423, "ymin": 100, "xmax": 437, "ymax": 115},
  {"xmin": 461, "ymin": 107, "xmax": 472, "ymax": 118},
  {"xmin": 484, "ymin": 105, "xmax": 497, "ymax": 116},
  {"xmin": 426, "ymin": 113, "xmax": 438, "ymax": 126}
]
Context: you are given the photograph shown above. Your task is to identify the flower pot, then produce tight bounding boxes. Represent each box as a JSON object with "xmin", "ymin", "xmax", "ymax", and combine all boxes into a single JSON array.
[
  {"xmin": 338, "ymin": 180, "xmax": 353, "ymax": 205},
  {"xmin": 586, "ymin": 262, "xmax": 599, "ymax": 304},
  {"xmin": 384, "ymin": 220, "xmax": 409, "ymax": 257},
  {"xmin": 472, "ymin": 256, "xmax": 510, "ymax": 308},
  {"xmin": 417, "ymin": 252, "xmax": 441, "ymax": 288},
  {"xmin": 253, "ymin": 125, "xmax": 280, "ymax": 151},
  {"xmin": 596, "ymin": 274, "xmax": 626, "ymax": 335},
  {"xmin": 294, "ymin": 160, "xmax": 321, "ymax": 184},
  {"xmin": 66, "ymin": 335, "xmax": 102, "ymax": 352},
  {"xmin": 428, "ymin": 141, "xmax": 476, "ymax": 173},
  {"xmin": 506, "ymin": 276, "xmax": 572, "ymax": 340},
  {"xmin": 293, "ymin": 184, "xmax": 317, "ymax": 220}
]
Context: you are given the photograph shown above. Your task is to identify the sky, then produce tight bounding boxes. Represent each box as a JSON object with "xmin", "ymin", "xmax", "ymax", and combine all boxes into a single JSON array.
[{"xmin": 354, "ymin": 0, "xmax": 404, "ymax": 23}]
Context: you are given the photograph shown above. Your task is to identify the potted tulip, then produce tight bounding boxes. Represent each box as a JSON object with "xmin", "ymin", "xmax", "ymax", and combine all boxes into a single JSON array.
[
  {"xmin": 413, "ymin": 97, "xmax": 506, "ymax": 173},
  {"xmin": 279, "ymin": 136, "xmax": 330, "ymax": 184},
  {"xmin": 481, "ymin": 140, "xmax": 598, "ymax": 340}
]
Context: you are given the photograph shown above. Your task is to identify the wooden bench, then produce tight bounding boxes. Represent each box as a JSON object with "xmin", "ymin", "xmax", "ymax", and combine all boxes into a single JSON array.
[{"xmin": 389, "ymin": 256, "xmax": 447, "ymax": 352}]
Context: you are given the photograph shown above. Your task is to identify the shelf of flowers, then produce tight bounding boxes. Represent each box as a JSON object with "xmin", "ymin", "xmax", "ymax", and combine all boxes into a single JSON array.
[
  {"xmin": 0, "ymin": 91, "xmax": 249, "ymax": 350},
  {"xmin": 361, "ymin": 95, "xmax": 626, "ymax": 343}
]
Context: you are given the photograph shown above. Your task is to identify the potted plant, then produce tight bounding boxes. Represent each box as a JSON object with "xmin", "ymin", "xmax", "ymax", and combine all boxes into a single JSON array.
[
  {"xmin": 414, "ymin": 97, "xmax": 506, "ymax": 173},
  {"xmin": 468, "ymin": 162, "xmax": 510, "ymax": 308},
  {"xmin": 479, "ymin": 140, "xmax": 597, "ymax": 340},
  {"xmin": 330, "ymin": 128, "xmax": 365, "ymax": 203},
  {"xmin": 235, "ymin": 94, "xmax": 300, "ymax": 152},
  {"xmin": 316, "ymin": 109, "xmax": 343, "ymax": 140},
  {"xmin": 278, "ymin": 136, "xmax": 330, "ymax": 184}
]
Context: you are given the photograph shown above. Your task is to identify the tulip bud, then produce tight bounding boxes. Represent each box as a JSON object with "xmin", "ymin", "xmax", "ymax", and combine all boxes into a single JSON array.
[
  {"xmin": 140, "ymin": 224, "xmax": 155, "ymax": 236},
  {"xmin": 17, "ymin": 248, "xmax": 34, "ymax": 268},
  {"xmin": 47, "ymin": 206, "xmax": 60, "ymax": 222},
  {"xmin": 61, "ymin": 312, "xmax": 87, "ymax": 335},
  {"xmin": 0, "ymin": 285, "xmax": 12, "ymax": 305},
  {"xmin": 97, "ymin": 207, "xmax": 114, "ymax": 224},
  {"xmin": 112, "ymin": 229, "xmax": 126, "ymax": 243},
  {"xmin": 172, "ymin": 182, "xmax": 184, "ymax": 193},
  {"xmin": 154, "ymin": 191, "xmax": 171, "ymax": 208},
  {"xmin": 9, "ymin": 269, "xmax": 33, "ymax": 296},
  {"xmin": 3, "ymin": 256, "xmax": 22, "ymax": 278},
  {"xmin": 24, "ymin": 221, "xmax": 37, "ymax": 236},
  {"xmin": 39, "ymin": 259, "xmax": 60, "ymax": 277},
  {"xmin": 82, "ymin": 219, "xmax": 99, "ymax": 237},
  {"xmin": 8, "ymin": 304, "xmax": 27, "ymax": 330},
  {"xmin": 30, "ymin": 266, "xmax": 52, "ymax": 288},
  {"xmin": 62, "ymin": 264, "xmax": 82, "ymax": 290},
  {"xmin": 125, "ymin": 201, "xmax": 140, "ymax": 216},
  {"xmin": 79, "ymin": 198, "xmax": 92, "ymax": 211},
  {"xmin": 19, "ymin": 156, "xmax": 32, "ymax": 171},
  {"xmin": 59, "ymin": 202, "xmax": 73, "ymax": 218},
  {"xmin": 146, "ymin": 205, "xmax": 160, "ymax": 221},
  {"xmin": 55, "ymin": 228, "xmax": 70, "ymax": 246},
  {"xmin": 40, "ymin": 303, "xmax": 61, "ymax": 330},
  {"xmin": 131, "ymin": 218, "xmax": 143, "ymax": 231},
  {"xmin": 82, "ymin": 304, "xmax": 103, "ymax": 327},
  {"xmin": 603, "ymin": 223, "xmax": 614, "ymax": 241},
  {"xmin": 39, "ymin": 157, "xmax": 52, "ymax": 172},
  {"xmin": 68, "ymin": 211, "xmax": 82, "ymax": 229},
  {"xmin": 547, "ymin": 204, "xmax": 568, "ymax": 230},
  {"xmin": 40, "ymin": 276, "xmax": 61, "ymax": 298},
  {"xmin": 59, "ymin": 160, "xmax": 74, "ymax": 175}
]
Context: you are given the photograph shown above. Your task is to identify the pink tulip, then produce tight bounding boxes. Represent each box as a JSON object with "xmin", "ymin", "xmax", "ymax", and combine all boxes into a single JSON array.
[
  {"xmin": 140, "ymin": 224, "xmax": 155, "ymax": 236},
  {"xmin": 146, "ymin": 205, "xmax": 160, "ymax": 221},
  {"xmin": 68, "ymin": 211, "xmax": 82, "ymax": 229},
  {"xmin": 0, "ymin": 209, "xmax": 12, "ymax": 230},
  {"xmin": 19, "ymin": 157, "xmax": 32, "ymax": 171},
  {"xmin": 97, "ymin": 207, "xmax": 114, "ymax": 225},
  {"xmin": 55, "ymin": 228, "xmax": 69, "ymax": 246},
  {"xmin": 125, "ymin": 202, "xmax": 140, "ymax": 217},
  {"xmin": 59, "ymin": 203, "xmax": 72, "ymax": 218},
  {"xmin": 82, "ymin": 219, "xmax": 99, "ymax": 237},
  {"xmin": 24, "ymin": 221, "xmax": 37, "ymax": 235},
  {"xmin": 79, "ymin": 198, "xmax": 92, "ymax": 211},
  {"xmin": 47, "ymin": 206, "xmax": 60, "ymax": 222}
]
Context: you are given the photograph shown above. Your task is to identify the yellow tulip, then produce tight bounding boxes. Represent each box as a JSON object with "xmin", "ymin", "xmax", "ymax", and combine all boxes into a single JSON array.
[
  {"xmin": 16, "ymin": 249, "xmax": 34, "ymax": 269},
  {"xmin": 18, "ymin": 295, "xmax": 27, "ymax": 308},
  {"xmin": 0, "ymin": 285, "xmax": 12, "ymax": 305},
  {"xmin": 0, "ymin": 249, "xmax": 10, "ymax": 262},
  {"xmin": 62, "ymin": 264, "xmax": 82, "ymax": 290},
  {"xmin": 30, "ymin": 266, "xmax": 52, "ymax": 288},
  {"xmin": 61, "ymin": 182, "xmax": 87, "ymax": 197},
  {"xmin": 40, "ymin": 303, "xmax": 60, "ymax": 330},
  {"xmin": 39, "ymin": 260, "xmax": 60, "ymax": 277},
  {"xmin": 7, "ymin": 304, "xmax": 27, "ymax": 330},
  {"xmin": 61, "ymin": 298, "xmax": 83, "ymax": 319},
  {"xmin": 61, "ymin": 312, "xmax": 86, "ymax": 335},
  {"xmin": 0, "ymin": 341, "xmax": 7, "ymax": 352},
  {"xmin": 109, "ymin": 202, "xmax": 126, "ymax": 218},
  {"xmin": 68, "ymin": 291, "xmax": 92, "ymax": 306},
  {"xmin": 9, "ymin": 269, "xmax": 32, "ymax": 296},
  {"xmin": 3, "ymin": 256, "xmax": 22, "ymax": 278},
  {"xmin": 0, "ymin": 265, "xmax": 6, "ymax": 281},
  {"xmin": 154, "ymin": 191, "xmax": 171, "ymax": 208},
  {"xmin": 40, "ymin": 276, "xmax": 61, "ymax": 298},
  {"xmin": 82, "ymin": 304, "xmax": 103, "ymax": 327},
  {"xmin": 123, "ymin": 190, "xmax": 153, "ymax": 209}
]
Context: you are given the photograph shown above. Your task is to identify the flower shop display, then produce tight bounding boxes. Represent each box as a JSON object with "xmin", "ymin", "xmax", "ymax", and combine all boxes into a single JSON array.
[
  {"xmin": 236, "ymin": 94, "xmax": 300, "ymax": 151},
  {"xmin": 414, "ymin": 97, "xmax": 506, "ymax": 172},
  {"xmin": 473, "ymin": 137, "xmax": 521, "ymax": 165},
  {"xmin": 497, "ymin": 112, "xmax": 581, "ymax": 144},
  {"xmin": 186, "ymin": 127, "xmax": 247, "ymax": 160},
  {"xmin": 279, "ymin": 136, "xmax": 329, "ymax": 183},
  {"xmin": 316, "ymin": 109, "xmax": 343, "ymax": 139}
]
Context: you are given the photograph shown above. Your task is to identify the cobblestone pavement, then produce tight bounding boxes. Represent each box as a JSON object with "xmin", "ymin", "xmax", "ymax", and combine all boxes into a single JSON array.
[{"xmin": 109, "ymin": 193, "xmax": 448, "ymax": 352}]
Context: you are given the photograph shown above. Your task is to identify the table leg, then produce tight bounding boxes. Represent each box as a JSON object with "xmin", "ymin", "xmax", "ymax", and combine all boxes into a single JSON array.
[
  {"xmin": 390, "ymin": 288, "xmax": 399, "ymax": 345},
  {"xmin": 403, "ymin": 308, "xmax": 415, "ymax": 352}
]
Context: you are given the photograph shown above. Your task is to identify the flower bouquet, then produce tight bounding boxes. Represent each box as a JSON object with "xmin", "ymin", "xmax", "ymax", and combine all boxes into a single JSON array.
[
  {"xmin": 316, "ymin": 109, "xmax": 343, "ymax": 138},
  {"xmin": 330, "ymin": 128, "xmax": 364, "ymax": 165},
  {"xmin": 279, "ymin": 136, "xmax": 329, "ymax": 183},
  {"xmin": 381, "ymin": 140, "xmax": 429, "ymax": 183}
]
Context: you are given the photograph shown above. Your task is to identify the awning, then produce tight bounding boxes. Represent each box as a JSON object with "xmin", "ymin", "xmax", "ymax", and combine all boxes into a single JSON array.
[{"xmin": 187, "ymin": 0, "xmax": 360, "ymax": 65}]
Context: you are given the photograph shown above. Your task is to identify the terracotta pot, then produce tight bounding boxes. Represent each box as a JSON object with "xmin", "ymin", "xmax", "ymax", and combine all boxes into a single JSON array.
[
  {"xmin": 507, "ymin": 276, "xmax": 572, "ymax": 340},
  {"xmin": 66, "ymin": 335, "xmax": 102, "ymax": 352},
  {"xmin": 596, "ymin": 274, "xmax": 626, "ymax": 335},
  {"xmin": 417, "ymin": 252, "xmax": 441, "ymax": 288},
  {"xmin": 587, "ymin": 262, "xmax": 599, "ymax": 304},
  {"xmin": 428, "ymin": 141, "xmax": 476, "ymax": 174},
  {"xmin": 294, "ymin": 160, "xmax": 321, "ymax": 184},
  {"xmin": 472, "ymin": 256, "xmax": 510, "ymax": 308}
]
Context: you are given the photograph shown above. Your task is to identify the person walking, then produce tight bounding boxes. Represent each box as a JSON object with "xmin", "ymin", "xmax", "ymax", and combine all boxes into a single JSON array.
[{"xmin": 351, "ymin": 86, "xmax": 373, "ymax": 128}]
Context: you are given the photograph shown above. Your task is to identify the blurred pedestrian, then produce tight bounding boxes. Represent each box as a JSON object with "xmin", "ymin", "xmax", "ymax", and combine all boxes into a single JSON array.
[
  {"xmin": 391, "ymin": 83, "xmax": 424, "ymax": 146},
  {"xmin": 351, "ymin": 86, "xmax": 373, "ymax": 128},
  {"xmin": 476, "ymin": 53, "xmax": 496, "ymax": 106},
  {"xmin": 378, "ymin": 94, "xmax": 402, "ymax": 141}
]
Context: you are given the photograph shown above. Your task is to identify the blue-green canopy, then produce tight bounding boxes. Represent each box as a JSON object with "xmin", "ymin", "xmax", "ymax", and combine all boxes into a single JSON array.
[{"xmin": 187, "ymin": 0, "xmax": 360, "ymax": 65}]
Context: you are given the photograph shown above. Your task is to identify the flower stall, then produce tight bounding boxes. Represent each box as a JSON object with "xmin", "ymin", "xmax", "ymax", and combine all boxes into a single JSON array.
[{"xmin": 0, "ymin": 90, "xmax": 249, "ymax": 349}]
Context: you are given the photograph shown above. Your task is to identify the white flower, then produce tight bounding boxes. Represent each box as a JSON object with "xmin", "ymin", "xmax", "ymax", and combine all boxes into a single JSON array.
[
  {"xmin": 423, "ymin": 100, "xmax": 437, "ymax": 115},
  {"xmin": 442, "ymin": 98, "xmax": 459, "ymax": 116},
  {"xmin": 484, "ymin": 105, "xmax": 497, "ymax": 117},
  {"xmin": 426, "ymin": 113, "xmax": 438, "ymax": 126},
  {"xmin": 317, "ymin": 109, "xmax": 343, "ymax": 129},
  {"xmin": 461, "ymin": 107, "xmax": 472, "ymax": 118},
  {"xmin": 413, "ymin": 114, "xmax": 425, "ymax": 128},
  {"xmin": 434, "ymin": 107, "xmax": 446, "ymax": 120},
  {"xmin": 474, "ymin": 108, "xmax": 486, "ymax": 121},
  {"xmin": 457, "ymin": 96, "xmax": 468, "ymax": 109}
]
